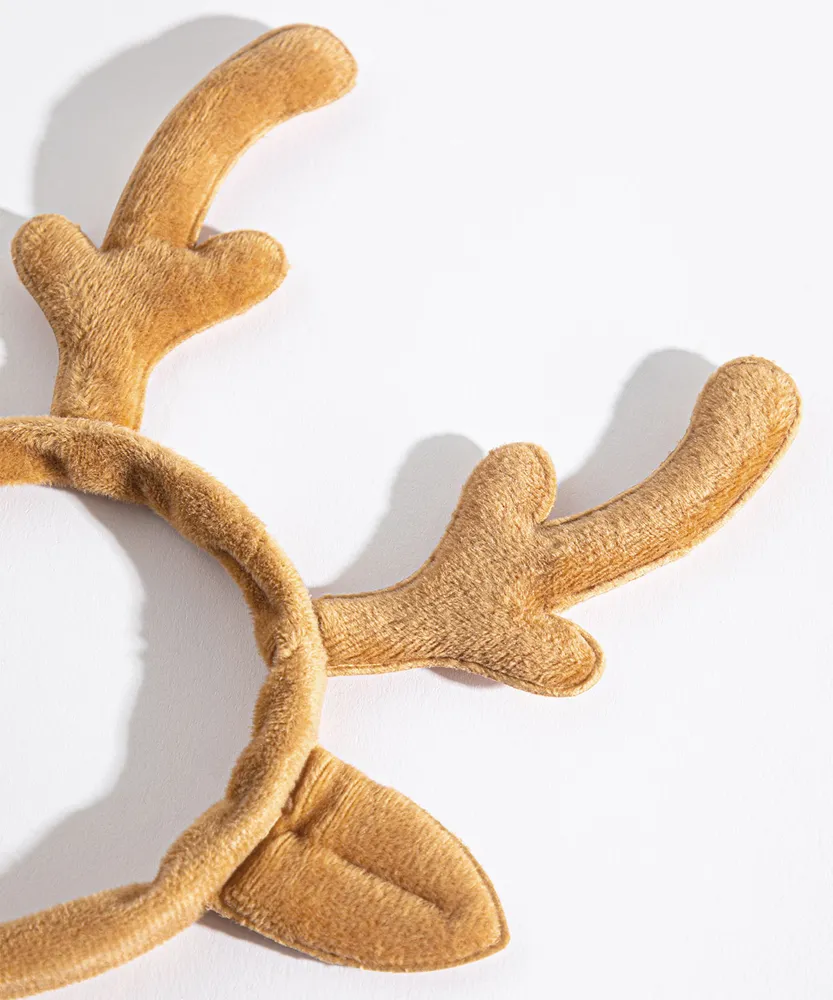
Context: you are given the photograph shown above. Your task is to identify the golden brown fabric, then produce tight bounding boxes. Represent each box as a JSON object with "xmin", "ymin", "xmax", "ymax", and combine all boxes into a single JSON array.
[
  {"xmin": 0, "ymin": 19, "xmax": 801, "ymax": 1000},
  {"xmin": 315, "ymin": 357, "xmax": 800, "ymax": 696},
  {"xmin": 0, "ymin": 417, "xmax": 329, "ymax": 998},
  {"xmin": 12, "ymin": 25, "xmax": 355, "ymax": 430},
  {"xmin": 214, "ymin": 748, "xmax": 507, "ymax": 970}
]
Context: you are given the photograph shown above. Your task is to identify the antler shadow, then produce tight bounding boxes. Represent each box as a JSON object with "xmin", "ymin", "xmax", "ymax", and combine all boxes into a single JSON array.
[
  {"xmin": 33, "ymin": 15, "xmax": 272, "ymax": 244},
  {"xmin": 0, "ymin": 9, "xmax": 800, "ymax": 986},
  {"xmin": 553, "ymin": 349, "xmax": 716, "ymax": 519},
  {"xmin": 0, "ymin": 209, "xmax": 56, "ymax": 419},
  {"xmin": 309, "ymin": 349, "xmax": 715, "ymax": 697},
  {"xmin": 0, "ymin": 349, "xmax": 717, "ymax": 927}
]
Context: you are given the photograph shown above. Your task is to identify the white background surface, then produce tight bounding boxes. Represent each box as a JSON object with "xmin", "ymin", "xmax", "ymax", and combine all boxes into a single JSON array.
[{"xmin": 0, "ymin": 2, "xmax": 830, "ymax": 997}]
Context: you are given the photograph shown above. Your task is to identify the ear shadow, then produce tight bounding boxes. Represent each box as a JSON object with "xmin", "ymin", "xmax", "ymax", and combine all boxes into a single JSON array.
[{"xmin": 199, "ymin": 911, "xmax": 316, "ymax": 961}]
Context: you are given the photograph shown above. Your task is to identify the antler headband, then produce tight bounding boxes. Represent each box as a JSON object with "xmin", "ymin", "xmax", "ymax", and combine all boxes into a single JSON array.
[{"xmin": 0, "ymin": 24, "xmax": 800, "ymax": 999}]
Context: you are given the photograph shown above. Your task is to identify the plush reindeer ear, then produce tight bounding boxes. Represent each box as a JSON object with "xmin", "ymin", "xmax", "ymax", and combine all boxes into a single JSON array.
[
  {"xmin": 213, "ymin": 748, "xmax": 508, "ymax": 970},
  {"xmin": 315, "ymin": 357, "xmax": 800, "ymax": 695}
]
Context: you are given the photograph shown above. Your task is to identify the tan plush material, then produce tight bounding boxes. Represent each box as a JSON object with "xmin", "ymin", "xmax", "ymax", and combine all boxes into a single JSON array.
[
  {"xmin": 316, "ymin": 357, "xmax": 800, "ymax": 696},
  {"xmin": 11, "ymin": 24, "xmax": 356, "ymax": 430},
  {"xmin": 214, "ymin": 748, "xmax": 507, "ymax": 970},
  {"xmin": 0, "ymin": 21, "xmax": 800, "ymax": 1000},
  {"xmin": 0, "ymin": 419, "xmax": 328, "ymax": 996}
]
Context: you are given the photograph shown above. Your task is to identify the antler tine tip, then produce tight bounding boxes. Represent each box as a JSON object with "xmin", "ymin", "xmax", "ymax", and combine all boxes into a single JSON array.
[{"xmin": 713, "ymin": 354, "xmax": 798, "ymax": 397}]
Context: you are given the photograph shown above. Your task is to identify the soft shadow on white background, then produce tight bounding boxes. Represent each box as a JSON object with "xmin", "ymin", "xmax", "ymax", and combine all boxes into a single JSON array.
[
  {"xmin": 0, "ymin": 25, "xmax": 727, "ymax": 931},
  {"xmin": 0, "ymin": 6, "xmax": 825, "ymax": 1000},
  {"xmin": 0, "ymin": 13, "xmax": 712, "ymax": 920}
]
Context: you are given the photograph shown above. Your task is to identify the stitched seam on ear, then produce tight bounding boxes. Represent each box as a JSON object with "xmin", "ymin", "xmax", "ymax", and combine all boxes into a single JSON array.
[
  {"xmin": 245, "ymin": 833, "xmax": 449, "ymax": 914},
  {"xmin": 221, "ymin": 838, "xmax": 508, "ymax": 972},
  {"xmin": 218, "ymin": 895, "xmax": 507, "ymax": 972}
]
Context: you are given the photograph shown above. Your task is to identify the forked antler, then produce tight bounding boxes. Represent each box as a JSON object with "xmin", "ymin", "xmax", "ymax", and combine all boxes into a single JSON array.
[
  {"xmin": 316, "ymin": 357, "xmax": 800, "ymax": 695},
  {"xmin": 11, "ymin": 26, "xmax": 357, "ymax": 429},
  {"xmin": 0, "ymin": 18, "xmax": 803, "ymax": 995},
  {"xmin": 0, "ymin": 27, "xmax": 516, "ymax": 992}
]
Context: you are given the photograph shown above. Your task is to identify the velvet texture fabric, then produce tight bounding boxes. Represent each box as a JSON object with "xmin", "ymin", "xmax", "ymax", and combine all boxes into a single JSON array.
[{"xmin": 0, "ymin": 23, "xmax": 800, "ymax": 999}]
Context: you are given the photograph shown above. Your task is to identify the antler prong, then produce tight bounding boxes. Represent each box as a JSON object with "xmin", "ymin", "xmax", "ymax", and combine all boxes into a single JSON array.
[
  {"xmin": 315, "ymin": 357, "xmax": 800, "ymax": 696},
  {"xmin": 11, "ymin": 26, "xmax": 357, "ymax": 429},
  {"xmin": 103, "ymin": 25, "xmax": 356, "ymax": 250}
]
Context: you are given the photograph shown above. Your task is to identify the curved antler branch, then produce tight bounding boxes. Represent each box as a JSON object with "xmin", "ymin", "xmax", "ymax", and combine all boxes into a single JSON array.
[
  {"xmin": 104, "ymin": 26, "xmax": 355, "ymax": 250},
  {"xmin": 11, "ymin": 25, "xmax": 357, "ymax": 429},
  {"xmin": 539, "ymin": 357, "xmax": 800, "ymax": 607},
  {"xmin": 315, "ymin": 358, "xmax": 800, "ymax": 696}
]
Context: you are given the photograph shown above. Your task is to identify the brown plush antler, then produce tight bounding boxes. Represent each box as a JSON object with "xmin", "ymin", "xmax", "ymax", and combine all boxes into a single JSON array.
[
  {"xmin": 11, "ymin": 26, "xmax": 356, "ymax": 430},
  {"xmin": 0, "ymin": 27, "xmax": 511, "ymax": 995},
  {"xmin": 0, "ymin": 17, "xmax": 802, "ymax": 997},
  {"xmin": 315, "ymin": 357, "xmax": 800, "ymax": 695}
]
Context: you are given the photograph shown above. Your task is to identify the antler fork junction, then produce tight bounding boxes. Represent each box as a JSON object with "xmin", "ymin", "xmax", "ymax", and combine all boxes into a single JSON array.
[{"xmin": 0, "ymin": 23, "xmax": 800, "ymax": 999}]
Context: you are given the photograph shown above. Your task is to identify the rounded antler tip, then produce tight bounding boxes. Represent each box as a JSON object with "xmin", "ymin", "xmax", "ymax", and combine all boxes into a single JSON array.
[
  {"xmin": 11, "ymin": 215, "xmax": 97, "ymax": 310},
  {"xmin": 716, "ymin": 354, "xmax": 800, "ymax": 401},
  {"xmin": 517, "ymin": 616, "xmax": 606, "ymax": 697},
  {"xmin": 703, "ymin": 355, "xmax": 801, "ymax": 442},
  {"xmin": 254, "ymin": 23, "xmax": 358, "ymax": 104},
  {"xmin": 461, "ymin": 443, "xmax": 557, "ymax": 524},
  {"xmin": 279, "ymin": 22, "xmax": 358, "ymax": 66},
  {"xmin": 561, "ymin": 626, "xmax": 606, "ymax": 696},
  {"xmin": 11, "ymin": 213, "xmax": 88, "ymax": 261}
]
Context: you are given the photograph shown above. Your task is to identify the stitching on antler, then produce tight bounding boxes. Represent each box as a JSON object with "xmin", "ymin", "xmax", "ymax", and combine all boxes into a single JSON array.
[
  {"xmin": 315, "ymin": 359, "xmax": 800, "ymax": 696},
  {"xmin": 0, "ymin": 20, "xmax": 801, "ymax": 1000},
  {"xmin": 10, "ymin": 26, "xmax": 356, "ymax": 431}
]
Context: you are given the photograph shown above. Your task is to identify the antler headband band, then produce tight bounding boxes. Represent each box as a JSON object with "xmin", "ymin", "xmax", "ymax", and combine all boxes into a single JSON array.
[{"xmin": 0, "ymin": 24, "xmax": 800, "ymax": 998}]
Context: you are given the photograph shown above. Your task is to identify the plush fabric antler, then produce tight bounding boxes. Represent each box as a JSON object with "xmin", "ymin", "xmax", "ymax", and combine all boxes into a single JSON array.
[
  {"xmin": 0, "ymin": 25, "xmax": 510, "ymax": 999},
  {"xmin": 315, "ymin": 357, "xmax": 800, "ymax": 695},
  {"xmin": 0, "ymin": 19, "xmax": 800, "ymax": 1000},
  {"xmin": 11, "ymin": 25, "xmax": 356, "ymax": 430}
]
